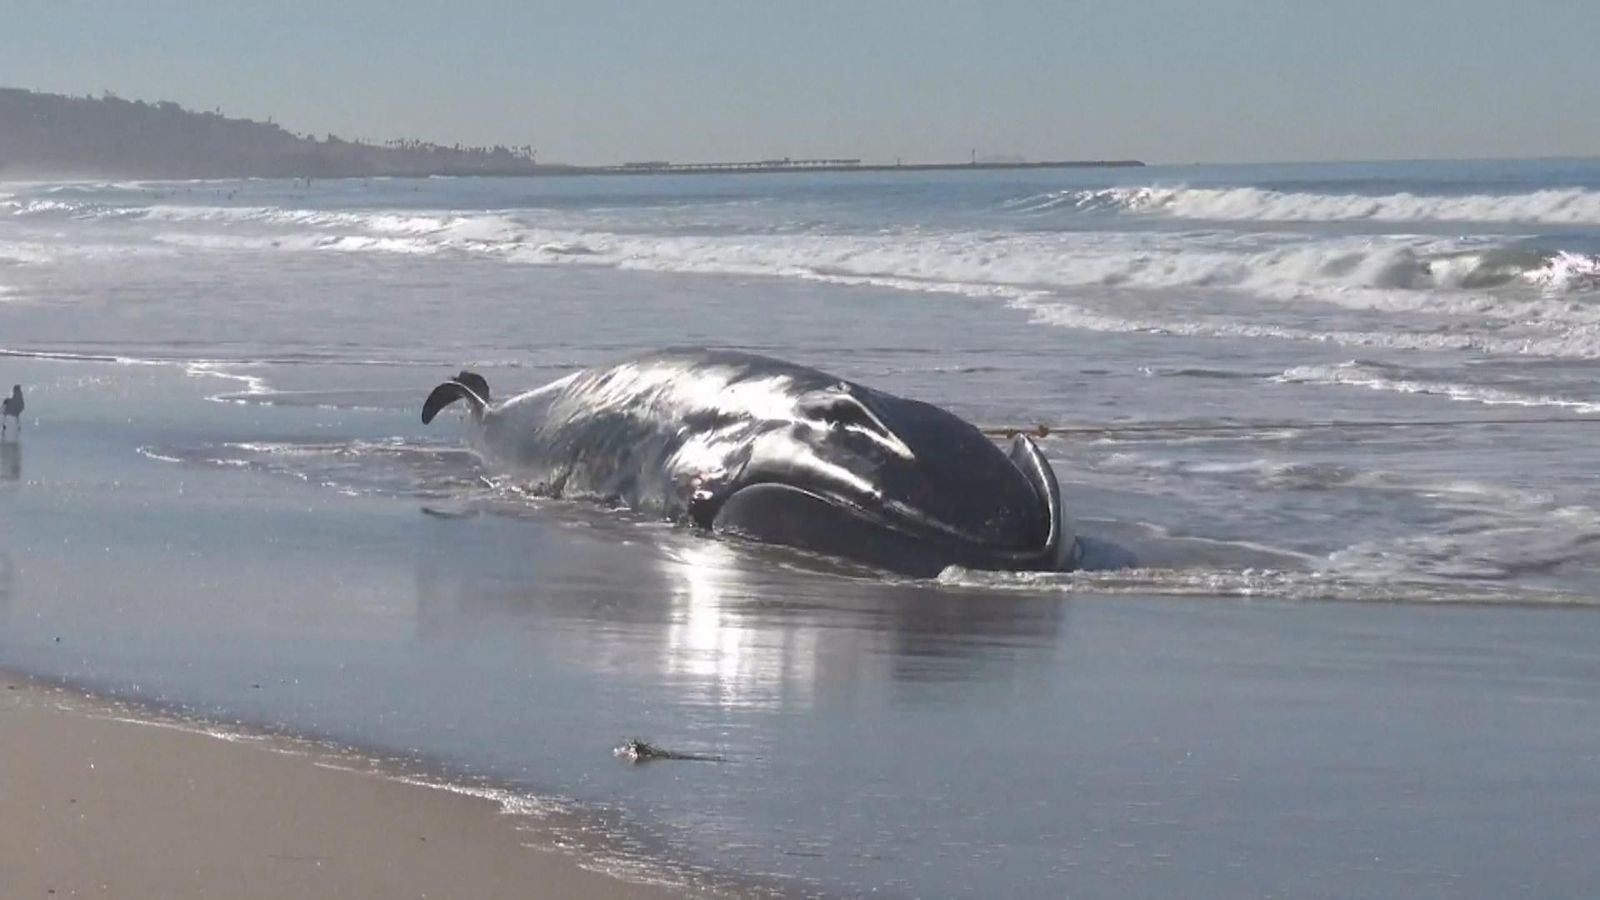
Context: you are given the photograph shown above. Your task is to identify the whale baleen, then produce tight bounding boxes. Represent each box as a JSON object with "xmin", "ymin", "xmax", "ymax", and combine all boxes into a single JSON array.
[{"xmin": 422, "ymin": 349, "xmax": 1081, "ymax": 576}]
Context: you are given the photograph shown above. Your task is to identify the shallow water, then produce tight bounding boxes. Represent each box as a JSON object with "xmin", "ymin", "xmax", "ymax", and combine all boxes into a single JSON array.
[{"xmin": 4, "ymin": 163, "xmax": 1600, "ymax": 896}]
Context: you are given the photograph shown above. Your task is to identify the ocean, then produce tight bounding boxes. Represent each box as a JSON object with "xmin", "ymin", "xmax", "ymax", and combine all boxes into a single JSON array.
[{"xmin": 3, "ymin": 160, "xmax": 1600, "ymax": 896}]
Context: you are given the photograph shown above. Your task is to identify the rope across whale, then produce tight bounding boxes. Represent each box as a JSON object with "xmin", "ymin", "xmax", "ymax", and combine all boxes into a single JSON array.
[{"xmin": 979, "ymin": 414, "xmax": 1600, "ymax": 438}]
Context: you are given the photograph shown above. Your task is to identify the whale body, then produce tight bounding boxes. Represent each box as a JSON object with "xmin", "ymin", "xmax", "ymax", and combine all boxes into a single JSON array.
[{"xmin": 423, "ymin": 349, "xmax": 1081, "ymax": 576}]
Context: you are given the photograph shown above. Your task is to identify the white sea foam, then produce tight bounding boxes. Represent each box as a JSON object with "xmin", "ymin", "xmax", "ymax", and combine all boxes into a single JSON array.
[
  {"xmin": 1018, "ymin": 185, "xmax": 1600, "ymax": 224},
  {"xmin": 1328, "ymin": 501, "xmax": 1600, "ymax": 582},
  {"xmin": 131, "ymin": 208, "xmax": 1600, "ymax": 357},
  {"xmin": 0, "ymin": 347, "xmax": 175, "ymax": 366},
  {"xmin": 16, "ymin": 192, "xmax": 1600, "ymax": 363},
  {"xmin": 1015, "ymin": 295, "xmax": 1600, "ymax": 359},
  {"xmin": 185, "ymin": 361, "xmax": 271, "ymax": 398},
  {"xmin": 0, "ymin": 240, "xmax": 60, "ymax": 265},
  {"xmin": 126, "ymin": 209, "xmax": 1600, "ymax": 308},
  {"xmin": 935, "ymin": 564, "xmax": 1596, "ymax": 605},
  {"xmin": 35, "ymin": 182, "xmax": 1600, "ymax": 229},
  {"xmin": 5, "ymin": 198, "xmax": 80, "ymax": 216},
  {"xmin": 1524, "ymin": 250, "xmax": 1600, "ymax": 291},
  {"xmin": 22, "ymin": 195, "xmax": 1600, "ymax": 303},
  {"xmin": 135, "ymin": 447, "xmax": 184, "ymax": 464},
  {"xmin": 141, "ymin": 204, "xmax": 484, "ymax": 235},
  {"xmin": 1274, "ymin": 361, "xmax": 1600, "ymax": 413}
]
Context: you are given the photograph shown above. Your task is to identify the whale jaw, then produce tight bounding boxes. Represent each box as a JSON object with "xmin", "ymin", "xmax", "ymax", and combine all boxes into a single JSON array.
[{"xmin": 710, "ymin": 435, "xmax": 1077, "ymax": 577}]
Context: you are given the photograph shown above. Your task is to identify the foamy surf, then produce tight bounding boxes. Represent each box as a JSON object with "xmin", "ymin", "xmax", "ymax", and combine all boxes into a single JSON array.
[
  {"xmin": 935, "ymin": 564, "xmax": 1600, "ymax": 606},
  {"xmin": 1275, "ymin": 361, "xmax": 1600, "ymax": 413},
  {"xmin": 1012, "ymin": 294, "xmax": 1600, "ymax": 359},
  {"xmin": 1011, "ymin": 185, "xmax": 1600, "ymax": 224},
  {"xmin": 16, "ymin": 190, "xmax": 1600, "ymax": 291}
]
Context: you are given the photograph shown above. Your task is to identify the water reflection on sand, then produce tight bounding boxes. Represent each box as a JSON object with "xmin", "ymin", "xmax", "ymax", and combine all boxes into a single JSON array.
[{"xmin": 412, "ymin": 509, "xmax": 1069, "ymax": 715}]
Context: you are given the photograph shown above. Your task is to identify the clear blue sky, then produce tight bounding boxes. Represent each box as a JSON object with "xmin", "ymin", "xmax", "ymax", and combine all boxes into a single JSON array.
[{"xmin": 2, "ymin": 0, "xmax": 1596, "ymax": 165}]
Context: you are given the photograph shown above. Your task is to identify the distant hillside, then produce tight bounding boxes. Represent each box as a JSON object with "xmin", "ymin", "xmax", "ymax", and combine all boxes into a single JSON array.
[{"xmin": 0, "ymin": 88, "xmax": 561, "ymax": 178}]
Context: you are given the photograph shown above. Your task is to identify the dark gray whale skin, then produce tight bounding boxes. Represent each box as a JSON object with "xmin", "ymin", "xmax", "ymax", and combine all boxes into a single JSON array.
[{"xmin": 423, "ymin": 349, "xmax": 1081, "ymax": 577}]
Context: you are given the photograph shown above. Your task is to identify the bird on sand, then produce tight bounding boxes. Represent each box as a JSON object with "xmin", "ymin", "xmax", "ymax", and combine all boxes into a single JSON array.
[{"xmin": 2, "ymin": 385, "xmax": 23, "ymax": 437}]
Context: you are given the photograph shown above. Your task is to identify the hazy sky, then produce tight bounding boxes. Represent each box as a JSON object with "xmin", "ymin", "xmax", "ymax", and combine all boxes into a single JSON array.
[{"xmin": 3, "ymin": 0, "xmax": 1596, "ymax": 165}]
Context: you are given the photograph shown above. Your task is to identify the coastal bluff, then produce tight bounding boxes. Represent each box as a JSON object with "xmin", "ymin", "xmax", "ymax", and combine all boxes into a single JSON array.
[{"xmin": 0, "ymin": 87, "xmax": 555, "ymax": 179}]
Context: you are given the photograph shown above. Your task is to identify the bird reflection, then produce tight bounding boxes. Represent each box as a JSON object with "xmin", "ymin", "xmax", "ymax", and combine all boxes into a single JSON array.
[{"xmin": 0, "ymin": 442, "xmax": 18, "ymax": 481}]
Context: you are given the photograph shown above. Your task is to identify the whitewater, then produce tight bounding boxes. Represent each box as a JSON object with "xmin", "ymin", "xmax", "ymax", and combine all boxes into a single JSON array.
[{"xmin": 4, "ymin": 158, "xmax": 1600, "ymax": 898}]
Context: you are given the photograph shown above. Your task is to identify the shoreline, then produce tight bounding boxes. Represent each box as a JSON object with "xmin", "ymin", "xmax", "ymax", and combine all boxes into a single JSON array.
[{"xmin": 0, "ymin": 671, "xmax": 733, "ymax": 899}]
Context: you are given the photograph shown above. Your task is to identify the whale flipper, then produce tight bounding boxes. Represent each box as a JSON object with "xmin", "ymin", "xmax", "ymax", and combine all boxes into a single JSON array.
[{"xmin": 422, "ymin": 374, "xmax": 490, "ymax": 425}]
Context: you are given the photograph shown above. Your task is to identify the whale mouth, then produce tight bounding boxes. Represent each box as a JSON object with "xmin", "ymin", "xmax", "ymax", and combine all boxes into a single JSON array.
[{"xmin": 711, "ymin": 435, "xmax": 1078, "ymax": 575}]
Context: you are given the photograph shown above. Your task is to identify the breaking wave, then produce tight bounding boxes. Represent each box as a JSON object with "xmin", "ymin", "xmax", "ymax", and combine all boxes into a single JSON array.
[
  {"xmin": 13, "ymin": 187, "xmax": 1600, "ymax": 363},
  {"xmin": 124, "ymin": 209, "xmax": 1600, "ymax": 307},
  {"xmin": 1013, "ymin": 185, "xmax": 1600, "ymax": 224},
  {"xmin": 15, "ymin": 197, "xmax": 1600, "ymax": 303},
  {"xmin": 1013, "ymin": 296, "xmax": 1600, "ymax": 359}
]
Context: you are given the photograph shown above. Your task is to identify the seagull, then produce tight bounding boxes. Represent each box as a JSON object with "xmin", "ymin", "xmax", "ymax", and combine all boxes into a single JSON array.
[{"xmin": 2, "ymin": 385, "xmax": 22, "ymax": 437}]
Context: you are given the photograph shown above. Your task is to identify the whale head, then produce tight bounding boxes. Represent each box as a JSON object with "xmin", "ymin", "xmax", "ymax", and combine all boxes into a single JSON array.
[{"xmin": 707, "ymin": 381, "xmax": 1078, "ymax": 576}]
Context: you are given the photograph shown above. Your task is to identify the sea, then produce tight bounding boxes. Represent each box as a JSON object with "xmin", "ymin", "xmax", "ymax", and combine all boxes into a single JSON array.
[{"xmin": 3, "ymin": 160, "xmax": 1600, "ymax": 897}]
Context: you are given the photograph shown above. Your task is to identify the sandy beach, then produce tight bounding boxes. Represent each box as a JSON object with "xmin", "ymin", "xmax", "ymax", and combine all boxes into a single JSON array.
[{"xmin": 0, "ymin": 674, "xmax": 683, "ymax": 900}]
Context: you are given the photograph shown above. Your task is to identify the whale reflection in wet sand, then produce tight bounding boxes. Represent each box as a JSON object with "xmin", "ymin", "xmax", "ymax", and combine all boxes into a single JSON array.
[{"xmin": 412, "ymin": 510, "xmax": 1069, "ymax": 711}]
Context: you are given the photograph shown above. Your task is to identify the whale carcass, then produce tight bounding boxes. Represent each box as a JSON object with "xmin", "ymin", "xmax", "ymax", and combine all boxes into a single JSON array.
[{"xmin": 423, "ymin": 349, "xmax": 1080, "ymax": 576}]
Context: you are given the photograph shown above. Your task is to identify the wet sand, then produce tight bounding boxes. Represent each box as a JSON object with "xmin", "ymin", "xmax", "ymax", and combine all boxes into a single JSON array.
[{"xmin": 0, "ymin": 674, "xmax": 683, "ymax": 900}]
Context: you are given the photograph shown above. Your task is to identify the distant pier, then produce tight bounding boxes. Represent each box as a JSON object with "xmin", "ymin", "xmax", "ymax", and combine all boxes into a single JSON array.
[
  {"xmin": 570, "ymin": 157, "xmax": 1143, "ymax": 176},
  {"xmin": 608, "ymin": 157, "xmax": 866, "ymax": 172}
]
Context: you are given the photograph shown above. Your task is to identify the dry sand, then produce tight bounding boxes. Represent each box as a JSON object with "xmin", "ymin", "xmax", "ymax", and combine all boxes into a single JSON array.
[{"xmin": 0, "ymin": 674, "xmax": 686, "ymax": 899}]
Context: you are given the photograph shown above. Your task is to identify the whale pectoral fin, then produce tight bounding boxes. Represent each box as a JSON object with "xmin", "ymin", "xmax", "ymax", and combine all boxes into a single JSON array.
[
  {"xmin": 1007, "ymin": 434, "xmax": 1079, "ymax": 571},
  {"xmin": 422, "ymin": 379, "xmax": 488, "ymax": 424}
]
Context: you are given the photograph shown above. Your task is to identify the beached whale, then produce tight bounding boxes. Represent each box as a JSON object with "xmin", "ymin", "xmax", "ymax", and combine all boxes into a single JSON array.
[{"xmin": 422, "ymin": 349, "xmax": 1081, "ymax": 576}]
